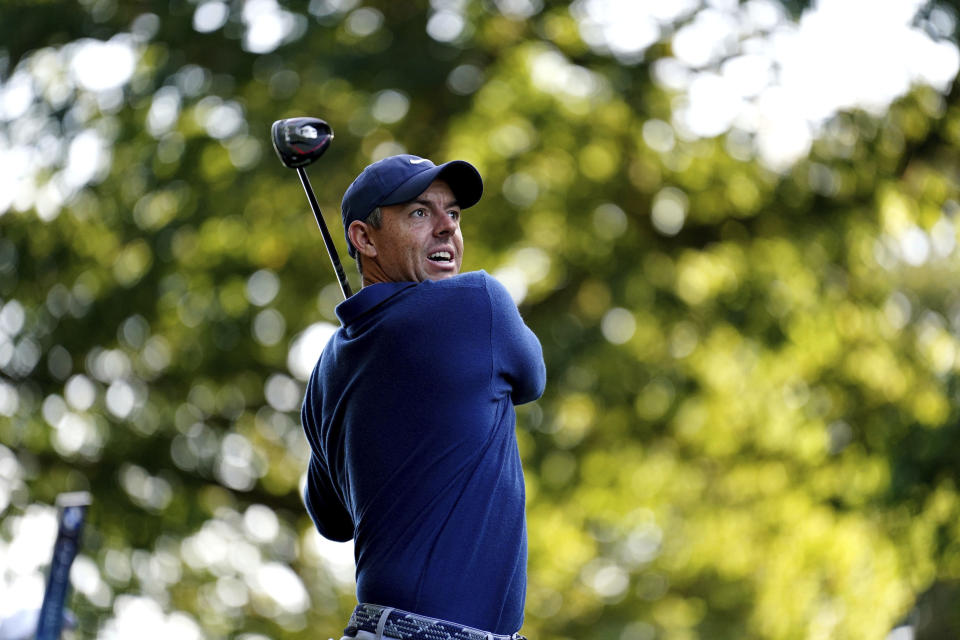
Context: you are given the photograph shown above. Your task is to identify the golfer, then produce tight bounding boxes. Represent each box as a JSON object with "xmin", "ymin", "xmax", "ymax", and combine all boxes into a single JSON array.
[{"xmin": 300, "ymin": 154, "xmax": 546, "ymax": 640}]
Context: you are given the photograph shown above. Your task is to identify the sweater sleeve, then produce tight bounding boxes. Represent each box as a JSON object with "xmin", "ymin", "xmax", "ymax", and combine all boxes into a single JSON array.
[
  {"xmin": 303, "ymin": 454, "xmax": 354, "ymax": 542},
  {"xmin": 486, "ymin": 273, "xmax": 547, "ymax": 405},
  {"xmin": 301, "ymin": 371, "xmax": 354, "ymax": 542}
]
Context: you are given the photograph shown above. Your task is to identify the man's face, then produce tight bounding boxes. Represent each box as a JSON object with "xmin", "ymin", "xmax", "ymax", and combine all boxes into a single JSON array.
[{"xmin": 367, "ymin": 179, "xmax": 463, "ymax": 282}]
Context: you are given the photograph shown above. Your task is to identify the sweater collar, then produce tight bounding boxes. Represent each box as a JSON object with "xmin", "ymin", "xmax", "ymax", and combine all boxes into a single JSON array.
[{"xmin": 335, "ymin": 281, "xmax": 418, "ymax": 326}]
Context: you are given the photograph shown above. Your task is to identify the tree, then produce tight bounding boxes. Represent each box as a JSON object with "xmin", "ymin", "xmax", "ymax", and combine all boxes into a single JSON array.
[{"xmin": 1, "ymin": 1, "xmax": 959, "ymax": 638}]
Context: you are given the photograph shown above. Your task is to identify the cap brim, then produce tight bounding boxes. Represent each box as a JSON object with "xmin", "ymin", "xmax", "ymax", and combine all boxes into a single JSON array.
[{"xmin": 381, "ymin": 160, "xmax": 483, "ymax": 210}]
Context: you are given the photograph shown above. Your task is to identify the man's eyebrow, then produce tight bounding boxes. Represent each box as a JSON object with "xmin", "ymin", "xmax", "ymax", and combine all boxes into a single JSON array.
[{"xmin": 410, "ymin": 197, "xmax": 460, "ymax": 208}]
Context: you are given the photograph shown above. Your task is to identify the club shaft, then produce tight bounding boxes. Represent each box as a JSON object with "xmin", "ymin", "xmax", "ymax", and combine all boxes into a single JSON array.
[
  {"xmin": 36, "ymin": 493, "xmax": 90, "ymax": 640},
  {"xmin": 297, "ymin": 167, "xmax": 352, "ymax": 299}
]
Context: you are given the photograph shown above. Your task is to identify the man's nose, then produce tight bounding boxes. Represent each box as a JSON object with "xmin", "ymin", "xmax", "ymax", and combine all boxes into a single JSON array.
[{"xmin": 433, "ymin": 210, "xmax": 456, "ymax": 235}]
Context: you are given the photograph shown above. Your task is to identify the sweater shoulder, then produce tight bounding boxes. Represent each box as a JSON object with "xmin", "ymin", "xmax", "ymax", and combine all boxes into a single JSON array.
[
  {"xmin": 436, "ymin": 270, "xmax": 491, "ymax": 290},
  {"xmin": 433, "ymin": 270, "xmax": 510, "ymax": 301}
]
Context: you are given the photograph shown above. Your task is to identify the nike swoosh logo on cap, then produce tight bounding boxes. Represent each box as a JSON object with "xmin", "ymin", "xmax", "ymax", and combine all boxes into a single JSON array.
[{"xmin": 409, "ymin": 158, "xmax": 430, "ymax": 164}]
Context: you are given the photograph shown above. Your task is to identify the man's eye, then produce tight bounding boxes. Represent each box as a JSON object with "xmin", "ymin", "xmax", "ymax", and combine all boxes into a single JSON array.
[
  {"xmin": 448, "ymin": 210, "xmax": 460, "ymax": 220},
  {"xmin": 411, "ymin": 208, "xmax": 426, "ymax": 217}
]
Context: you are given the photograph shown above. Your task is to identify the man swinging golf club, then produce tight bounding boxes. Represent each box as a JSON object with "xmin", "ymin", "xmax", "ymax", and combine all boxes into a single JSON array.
[{"xmin": 299, "ymin": 153, "xmax": 547, "ymax": 640}]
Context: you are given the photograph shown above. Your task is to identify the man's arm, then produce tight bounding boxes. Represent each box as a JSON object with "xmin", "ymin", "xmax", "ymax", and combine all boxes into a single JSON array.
[
  {"xmin": 301, "ymin": 373, "xmax": 354, "ymax": 542},
  {"xmin": 303, "ymin": 454, "xmax": 354, "ymax": 542},
  {"xmin": 486, "ymin": 274, "xmax": 547, "ymax": 405}
]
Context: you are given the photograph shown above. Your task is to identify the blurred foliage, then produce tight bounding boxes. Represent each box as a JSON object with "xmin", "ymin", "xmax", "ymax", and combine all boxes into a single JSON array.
[{"xmin": 2, "ymin": 1, "xmax": 960, "ymax": 639}]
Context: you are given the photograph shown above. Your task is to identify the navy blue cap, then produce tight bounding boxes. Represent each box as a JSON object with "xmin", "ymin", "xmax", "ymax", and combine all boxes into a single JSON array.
[{"xmin": 341, "ymin": 154, "xmax": 483, "ymax": 258}]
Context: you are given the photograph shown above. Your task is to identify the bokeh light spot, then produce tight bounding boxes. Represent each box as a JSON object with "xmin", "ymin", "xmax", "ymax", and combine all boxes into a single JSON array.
[{"xmin": 194, "ymin": 1, "xmax": 229, "ymax": 33}]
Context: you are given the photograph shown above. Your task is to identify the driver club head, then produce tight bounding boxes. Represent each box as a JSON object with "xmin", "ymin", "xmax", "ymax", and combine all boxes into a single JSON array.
[{"xmin": 271, "ymin": 117, "xmax": 334, "ymax": 168}]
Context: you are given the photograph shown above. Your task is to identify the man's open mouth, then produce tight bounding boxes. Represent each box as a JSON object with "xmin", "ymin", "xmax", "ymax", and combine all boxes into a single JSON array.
[{"xmin": 428, "ymin": 251, "xmax": 453, "ymax": 263}]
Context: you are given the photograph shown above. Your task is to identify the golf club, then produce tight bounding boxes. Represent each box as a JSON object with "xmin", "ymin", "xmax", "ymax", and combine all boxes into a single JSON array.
[
  {"xmin": 271, "ymin": 117, "xmax": 352, "ymax": 299},
  {"xmin": 35, "ymin": 492, "xmax": 90, "ymax": 640}
]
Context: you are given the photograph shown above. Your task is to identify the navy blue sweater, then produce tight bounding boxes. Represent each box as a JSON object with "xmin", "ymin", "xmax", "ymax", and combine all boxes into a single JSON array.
[{"xmin": 300, "ymin": 271, "xmax": 546, "ymax": 634}]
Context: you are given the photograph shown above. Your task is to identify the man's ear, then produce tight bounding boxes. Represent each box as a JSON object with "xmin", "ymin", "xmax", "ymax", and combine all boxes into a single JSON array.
[{"xmin": 348, "ymin": 220, "xmax": 378, "ymax": 258}]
